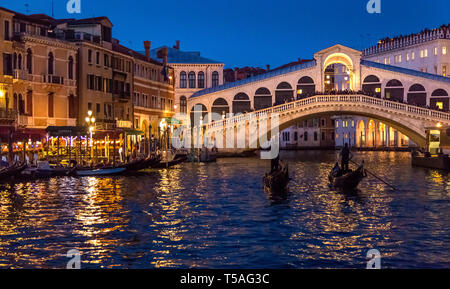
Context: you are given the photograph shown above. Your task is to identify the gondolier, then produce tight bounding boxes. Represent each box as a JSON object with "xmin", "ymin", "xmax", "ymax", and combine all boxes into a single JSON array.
[{"xmin": 340, "ymin": 143, "xmax": 353, "ymax": 172}]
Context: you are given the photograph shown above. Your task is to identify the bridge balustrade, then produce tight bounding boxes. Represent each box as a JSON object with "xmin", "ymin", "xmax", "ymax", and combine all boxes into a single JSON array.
[{"xmin": 201, "ymin": 94, "xmax": 450, "ymax": 131}]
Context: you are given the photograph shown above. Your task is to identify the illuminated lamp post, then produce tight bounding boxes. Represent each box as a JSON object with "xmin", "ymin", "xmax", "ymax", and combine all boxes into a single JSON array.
[{"xmin": 85, "ymin": 110, "xmax": 96, "ymax": 163}]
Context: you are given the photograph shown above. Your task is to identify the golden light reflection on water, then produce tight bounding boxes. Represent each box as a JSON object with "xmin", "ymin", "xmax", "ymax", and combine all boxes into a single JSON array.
[{"xmin": 0, "ymin": 152, "xmax": 449, "ymax": 268}]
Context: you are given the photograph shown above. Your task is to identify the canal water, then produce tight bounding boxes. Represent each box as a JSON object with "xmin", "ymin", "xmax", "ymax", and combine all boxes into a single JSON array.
[{"xmin": 0, "ymin": 151, "xmax": 449, "ymax": 269}]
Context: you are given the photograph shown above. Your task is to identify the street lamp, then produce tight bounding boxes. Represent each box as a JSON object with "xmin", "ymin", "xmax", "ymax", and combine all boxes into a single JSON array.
[{"xmin": 85, "ymin": 110, "xmax": 96, "ymax": 161}]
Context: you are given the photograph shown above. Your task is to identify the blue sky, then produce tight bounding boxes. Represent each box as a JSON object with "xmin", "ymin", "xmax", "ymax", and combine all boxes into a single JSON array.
[{"xmin": 1, "ymin": 0, "xmax": 448, "ymax": 68}]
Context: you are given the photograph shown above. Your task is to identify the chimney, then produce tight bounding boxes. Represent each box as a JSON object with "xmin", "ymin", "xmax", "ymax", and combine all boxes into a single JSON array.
[
  {"xmin": 173, "ymin": 40, "xmax": 180, "ymax": 50},
  {"xmin": 157, "ymin": 47, "xmax": 169, "ymax": 65},
  {"xmin": 144, "ymin": 41, "xmax": 151, "ymax": 61},
  {"xmin": 162, "ymin": 47, "xmax": 168, "ymax": 65},
  {"xmin": 266, "ymin": 64, "xmax": 270, "ymax": 71}
]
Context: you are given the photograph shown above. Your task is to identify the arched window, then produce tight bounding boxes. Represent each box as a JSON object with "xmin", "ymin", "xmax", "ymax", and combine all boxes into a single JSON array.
[
  {"xmin": 18, "ymin": 54, "xmax": 22, "ymax": 70},
  {"xmin": 13, "ymin": 53, "xmax": 17, "ymax": 69},
  {"xmin": 198, "ymin": 71, "xmax": 205, "ymax": 88},
  {"xmin": 212, "ymin": 71, "xmax": 219, "ymax": 87},
  {"xmin": 180, "ymin": 71, "xmax": 187, "ymax": 88},
  {"xmin": 188, "ymin": 71, "xmax": 196, "ymax": 88},
  {"xmin": 68, "ymin": 56, "xmax": 74, "ymax": 80},
  {"xmin": 48, "ymin": 52, "xmax": 54, "ymax": 75},
  {"xmin": 26, "ymin": 49, "xmax": 32, "ymax": 74},
  {"xmin": 179, "ymin": 96, "xmax": 187, "ymax": 114}
]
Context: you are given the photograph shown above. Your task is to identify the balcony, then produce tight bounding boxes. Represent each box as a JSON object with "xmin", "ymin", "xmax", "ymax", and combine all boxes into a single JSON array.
[
  {"xmin": 112, "ymin": 90, "xmax": 131, "ymax": 101},
  {"xmin": 13, "ymin": 69, "xmax": 28, "ymax": 82},
  {"xmin": 65, "ymin": 78, "xmax": 76, "ymax": 87},
  {"xmin": 42, "ymin": 74, "xmax": 65, "ymax": 85},
  {"xmin": 0, "ymin": 108, "xmax": 17, "ymax": 123},
  {"xmin": 17, "ymin": 115, "xmax": 77, "ymax": 127}
]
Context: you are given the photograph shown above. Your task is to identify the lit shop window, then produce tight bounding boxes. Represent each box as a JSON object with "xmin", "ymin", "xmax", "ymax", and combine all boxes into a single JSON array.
[
  {"xmin": 406, "ymin": 53, "xmax": 410, "ymax": 61},
  {"xmin": 375, "ymin": 87, "xmax": 381, "ymax": 93},
  {"xmin": 411, "ymin": 51, "xmax": 415, "ymax": 60},
  {"xmin": 434, "ymin": 47, "xmax": 438, "ymax": 56},
  {"xmin": 436, "ymin": 102, "xmax": 443, "ymax": 110},
  {"xmin": 443, "ymin": 47, "xmax": 447, "ymax": 55}
]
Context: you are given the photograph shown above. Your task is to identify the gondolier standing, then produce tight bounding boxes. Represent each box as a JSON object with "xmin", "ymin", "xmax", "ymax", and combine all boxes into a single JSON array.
[{"xmin": 340, "ymin": 143, "xmax": 353, "ymax": 172}]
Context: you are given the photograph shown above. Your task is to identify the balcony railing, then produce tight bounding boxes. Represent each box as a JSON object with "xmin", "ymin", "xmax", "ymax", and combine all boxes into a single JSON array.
[
  {"xmin": 113, "ymin": 90, "xmax": 131, "ymax": 100},
  {"xmin": 13, "ymin": 69, "xmax": 28, "ymax": 81},
  {"xmin": 43, "ymin": 74, "xmax": 64, "ymax": 85},
  {"xmin": 17, "ymin": 116, "xmax": 77, "ymax": 127},
  {"xmin": 0, "ymin": 108, "xmax": 17, "ymax": 121}
]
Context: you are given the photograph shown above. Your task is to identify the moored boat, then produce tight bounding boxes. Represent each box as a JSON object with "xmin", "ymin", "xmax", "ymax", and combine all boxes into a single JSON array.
[
  {"xmin": 0, "ymin": 163, "xmax": 28, "ymax": 181},
  {"xmin": 152, "ymin": 154, "xmax": 187, "ymax": 169},
  {"xmin": 328, "ymin": 163, "xmax": 366, "ymax": 190},
  {"xmin": 75, "ymin": 167, "xmax": 126, "ymax": 176}
]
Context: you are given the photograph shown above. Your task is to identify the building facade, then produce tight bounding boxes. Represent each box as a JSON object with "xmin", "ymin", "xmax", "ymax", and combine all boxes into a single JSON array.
[
  {"xmin": 132, "ymin": 42, "xmax": 175, "ymax": 138},
  {"xmin": 363, "ymin": 25, "xmax": 449, "ymax": 77},
  {"xmin": 280, "ymin": 116, "xmax": 335, "ymax": 149},
  {"xmin": 333, "ymin": 115, "xmax": 413, "ymax": 148},
  {"xmin": 151, "ymin": 42, "xmax": 224, "ymax": 115},
  {"xmin": 1, "ymin": 8, "xmax": 77, "ymax": 146}
]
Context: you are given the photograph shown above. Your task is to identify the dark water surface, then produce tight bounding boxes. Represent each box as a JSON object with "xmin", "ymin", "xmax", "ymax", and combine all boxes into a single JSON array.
[{"xmin": 0, "ymin": 151, "xmax": 449, "ymax": 269}]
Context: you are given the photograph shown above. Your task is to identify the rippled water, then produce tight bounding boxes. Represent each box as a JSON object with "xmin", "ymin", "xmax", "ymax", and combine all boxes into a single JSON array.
[{"xmin": 0, "ymin": 151, "xmax": 449, "ymax": 269}]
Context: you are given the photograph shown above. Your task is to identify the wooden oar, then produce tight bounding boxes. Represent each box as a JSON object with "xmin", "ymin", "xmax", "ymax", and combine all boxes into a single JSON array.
[{"xmin": 349, "ymin": 159, "xmax": 397, "ymax": 190}]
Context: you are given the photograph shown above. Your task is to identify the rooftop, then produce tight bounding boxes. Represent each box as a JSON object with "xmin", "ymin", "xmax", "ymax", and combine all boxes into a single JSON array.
[
  {"xmin": 361, "ymin": 60, "xmax": 450, "ymax": 84},
  {"xmin": 150, "ymin": 46, "xmax": 223, "ymax": 64},
  {"xmin": 191, "ymin": 60, "xmax": 317, "ymax": 98}
]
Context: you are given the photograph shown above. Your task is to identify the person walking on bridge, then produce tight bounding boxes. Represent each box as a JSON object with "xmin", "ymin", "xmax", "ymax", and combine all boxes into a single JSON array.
[{"xmin": 340, "ymin": 143, "xmax": 353, "ymax": 172}]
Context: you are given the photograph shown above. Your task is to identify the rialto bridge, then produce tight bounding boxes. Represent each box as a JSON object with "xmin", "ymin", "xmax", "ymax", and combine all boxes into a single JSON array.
[{"xmin": 185, "ymin": 45, "xmax": 450, "ymax": 149}]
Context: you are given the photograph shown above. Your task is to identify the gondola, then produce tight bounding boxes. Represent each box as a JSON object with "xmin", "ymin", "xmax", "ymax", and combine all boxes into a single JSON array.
[
  {"xmin": 328, "ymin": 163, "xmax": 366, "ymax": 190},
  {"xmin": 121, "ymin": 155, "xmax": 161, "ymax": 171},
  {"xmin": 75, "ymin": 167, "xmax": 126, "ymax": 176},
  {"xmin": 20, "ymin": 161, "xmax": 76, "ymax": 179},
  {"xmin": 151, "ymin": 154, "xmax": 187, "ymax": 169},
  {"xmin": 263, "ymin": 162, "xmax": 290, "ymax": 194},
  {"xmin": 0, "ymin": 163, "xmax": 28, "ymax": 181}
]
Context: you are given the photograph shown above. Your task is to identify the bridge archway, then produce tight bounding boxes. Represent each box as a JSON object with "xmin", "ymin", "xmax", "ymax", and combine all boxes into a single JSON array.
[
  {"xmin": 297, "ymin": 76, "xmax": 315, "ymax": 99},
  {"xmin": 322, "ymin": 52, "xmax": 355, "ymax": 91},
  {"xmin": 275, "ymin": 82, "xmax": 294, "ymax": 105},
  {"xmin": 356, "ymin": 120, "xmax": 366, "ymax": 147},
  {"xmin": 254, "ymin": 87, "xmax": 272, "ymax": 110},
  {"xmin": 362, "ymin": 75, "xmax": 381, "ymax": 97},
  {"xmin": 385, "ymin": 79, "xmax": 404, "ymax": 102},
  {"xmin": 212, "ymin": 97, "xmax": 230, "ymax": 118},
  {"xmin": 232, "ymin": 92, "xmax": 251, "ymax": 114},
  {"xmin": 430, "ymin": 89, "xmax": 449, "ymax": 111},
  {"xmin": 407, "ymin": 84, "xmax": 427, "ymax": 106}
]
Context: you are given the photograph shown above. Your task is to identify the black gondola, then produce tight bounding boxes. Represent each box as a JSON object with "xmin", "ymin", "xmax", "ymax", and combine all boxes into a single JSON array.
[
  {"xmin": 263, "ymin": 162, "xmax": 290, "ymax": 194},
  {"xmin": 121, "ymin": 155, "xmax": 162, "ymax": 171},
  {"xmin": 0, "ymin": 163, "xmax": 28, "ymax": 181},
  {"xmin": 328, "ymin": 163, "xmax": 366, "ymax": 190},
  {"xmin": 151, "ymin": 155, "xmax": 187, "ymax": 169}
]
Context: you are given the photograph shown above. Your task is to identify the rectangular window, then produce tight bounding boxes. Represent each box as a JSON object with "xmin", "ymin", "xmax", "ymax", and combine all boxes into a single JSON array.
[
  {"xmin": 411, "ymin": 51, "xmax": 415, "ymax": 60},
  {"xmin": 4, "ymin": 20, "xmax": 10, "ymax": 40},
  {"xmin": 443, "ymin": 47, "xmax": 447, "ymax": 55},
  {"xmin": 3, "ymin": 53, "xmax": 12, "ymax": 75},
  {"xmin": 88, "ymin": 102, "xmax": 92, "ymax": 111},
  {"xmin": 96, "ymin": 52, "xmax": 100, "ymax": 65},
  {"xmin": 88, "ymin": 49, "xmax": 93, "ymax": 63},
  {"xmin": 48, "ymin": 93, "xmax": 54, "ymax": 117},
  {"xmin": 443, "ymin": 66, "xmax": 447, "ymax": 77},
  {"xmin": 406, "ymin": 53, "xmax": 410, "ymax": 61},
  {"xmin": 96, "ymin": 103, "xmax": 101, "ymax": 114},
  {"xmin": 434, "ymin": 47, "xmax": 438, "ymax": 55}
]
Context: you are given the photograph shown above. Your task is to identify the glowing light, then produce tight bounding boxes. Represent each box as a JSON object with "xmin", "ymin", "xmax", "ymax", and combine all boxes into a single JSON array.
[
  {"xmin": 437, "ymin": 122, "xmax": 442, "ymax": 128},
  {"xmin": 0, "ymin": 90, "xmax": 4, "ymax": 98}
]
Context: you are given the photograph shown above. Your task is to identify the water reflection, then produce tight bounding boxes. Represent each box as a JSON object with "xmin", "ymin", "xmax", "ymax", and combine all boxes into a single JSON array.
[{"xmin": 0, "ymin": 151, "xmax": 449, "ymax": 268}]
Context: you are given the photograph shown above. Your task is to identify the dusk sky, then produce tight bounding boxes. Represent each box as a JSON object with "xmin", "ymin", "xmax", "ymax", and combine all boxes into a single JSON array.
[{"xmin": 1, "ymin": 0, "xmax": 448, "ymax": 68}]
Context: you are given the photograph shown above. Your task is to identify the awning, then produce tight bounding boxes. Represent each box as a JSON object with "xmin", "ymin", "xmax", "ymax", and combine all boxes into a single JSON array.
[
  {"xmin": 121, "ymin": 128, "xmax": 144, "ymax": 135},
  {"xmin": 93, "ymin": 129, "xmax": 123, "ymax": 139},
  {"xmin": 14, "ymin": 128, "xmax": 47, "ymax": 142},
  {"xmin": 46, "ymin": 126, "xmax": 88, "ymax": 137}
]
